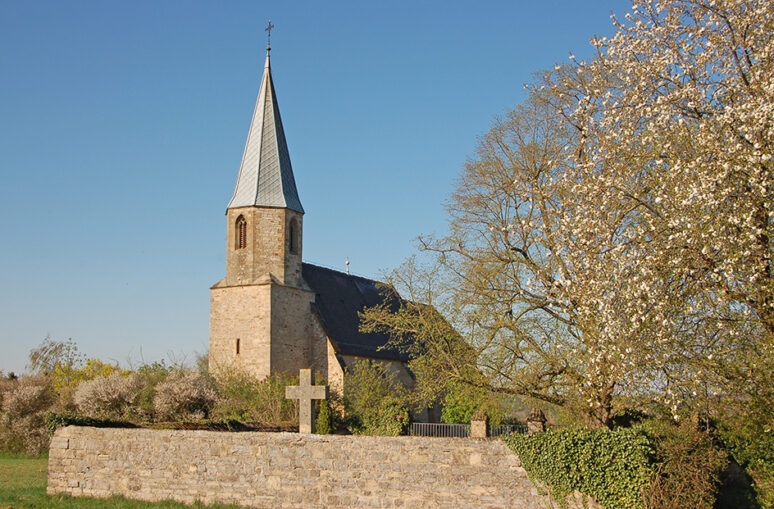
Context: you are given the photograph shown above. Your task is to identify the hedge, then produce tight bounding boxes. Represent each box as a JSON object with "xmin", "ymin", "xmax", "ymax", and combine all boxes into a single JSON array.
[{"xmin": 502, "ymin": 427, "xmax": 654, "ymax": 509}]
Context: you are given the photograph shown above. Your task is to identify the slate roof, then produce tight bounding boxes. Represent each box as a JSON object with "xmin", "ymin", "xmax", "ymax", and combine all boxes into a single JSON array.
[
  {"xmin": 227, "ymin": 51, "xmax": 304, "ymax": 213},
  {"xmin": 302, "ymin": 263, "xmax": 410, "ymax": 363}
]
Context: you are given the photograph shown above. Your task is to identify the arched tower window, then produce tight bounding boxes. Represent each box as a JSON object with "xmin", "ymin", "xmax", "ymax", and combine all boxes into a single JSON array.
[
  {"xmin": 235, "ymin": 215, "xmax": 247, "ymax": 249},
  {"xmin": 236, "ymin": 338, "xmax": 240, "ymax": 355},
  {"xmin": 289, "ymin": 218, "xmax": 299, "ymax": 254}
]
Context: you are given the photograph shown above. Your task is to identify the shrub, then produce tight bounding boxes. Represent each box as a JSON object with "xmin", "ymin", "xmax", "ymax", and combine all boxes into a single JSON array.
[
  {"xmin": 212, "ymin": 369, "xmax": 297, "ymax": 425},
  {"xmin": 0, "ymin": 376, "xmax": 17, "ymax": 407},
  {"xmin": 153, "ymin": 369, "xmax": 216, "ymax": 422},
  {"xmin": 73, "ymin": 372, "xmax": 142, "ymax": 420},
  {"xmin": 51, "ymin": 358, "xmax": 126, "ymax": 394},
  {"xmin": 46, "ymin": 358, "xmax": 129, "ymax": 416},
  {"xmin": 133, "ymin": 361, "xmax": 173, "ymax": 420},
  {"xmin": 316, "ymin": 399, "xmax": 334, "ymax": 435},
  {"xmin": 503, "ymin": 420, "xmax": 732, "ymax": 509},
  {"xmin": 343, "ymin": 360, "xmax": 410, "ymax": 436},
  {"xmin": 0, "ymin": 376, "xmax": 56, "ymax": 455},
  {"xmin": 364, "ymin": 396, "xmax": 409, "ymax": 436},
  {"xmin": 722, "ymin": 426, "xmax": 774, "ymax": 509},
  {"xmin": 640, "ymin": 420, "xmax": 727, "ymax": 509},
  {"xmin": 502, "ymin": 427, "xmax": 654, "ymax": 509}
]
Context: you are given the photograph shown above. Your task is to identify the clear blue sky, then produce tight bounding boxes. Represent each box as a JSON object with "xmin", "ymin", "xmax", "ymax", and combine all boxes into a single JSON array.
[{"xmin": 1, "ymin": 0, "xmax": 626, "ymax": 374}]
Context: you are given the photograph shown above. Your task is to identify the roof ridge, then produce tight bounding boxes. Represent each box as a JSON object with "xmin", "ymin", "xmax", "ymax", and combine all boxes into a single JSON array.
[{"xmin": 301, "ymin": 262, "xmax": 383, "ymax": 284}]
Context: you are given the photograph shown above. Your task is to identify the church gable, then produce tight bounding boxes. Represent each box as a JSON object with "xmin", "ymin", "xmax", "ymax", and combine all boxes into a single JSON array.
[{"xmin": 302, "ymin": 263, "xmax": 408, "ymax": 363}]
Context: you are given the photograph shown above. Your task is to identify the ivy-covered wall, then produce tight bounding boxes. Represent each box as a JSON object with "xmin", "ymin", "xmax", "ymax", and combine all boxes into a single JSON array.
[{"xmin": 503, "ymin": 428, "xmax": 654, "ymax": 509}]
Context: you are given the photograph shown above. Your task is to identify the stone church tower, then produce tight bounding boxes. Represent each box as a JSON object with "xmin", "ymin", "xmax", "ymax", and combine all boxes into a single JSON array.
[
  {"xmin": 209, "ymin": 48, "xmax": 429, "ymax": 416},
  {"xmin": 209, "ymin": 49, "xmax": 317, "ymax": 379}
]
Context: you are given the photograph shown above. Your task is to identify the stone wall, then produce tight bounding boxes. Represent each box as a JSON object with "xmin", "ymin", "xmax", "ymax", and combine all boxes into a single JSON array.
[
  {"xmin": 209, "ymin": 283, "xmax": 272, "ymax": 378},
  {"xmin": 269, "ymin": 283, "xmax": 317, "ymax": 376},
  {"xmin": 48, "ymin": 426, "xmax": 551, "ymax": 508},
  {"xmin": 209, "ymin": 275, "xmax": 321, "ymax": 381},
  {"xmin": 224, "ymin": 207, "xmax": 303, "ymax": 288},
  {"xmin": 308, "ymin": 316, "xmax": 345, "ymax": 396}
]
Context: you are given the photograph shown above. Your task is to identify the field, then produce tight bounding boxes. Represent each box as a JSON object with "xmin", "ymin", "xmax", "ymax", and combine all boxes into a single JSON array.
[{"xmin": 0, "ymin": 454, "xmax": 243, "ymax": 508}]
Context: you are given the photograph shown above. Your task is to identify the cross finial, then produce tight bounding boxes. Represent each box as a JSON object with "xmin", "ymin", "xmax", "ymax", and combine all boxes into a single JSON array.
[{"xmin": 265, "ymin": 20, "xmax": 275, "ymax": 51}]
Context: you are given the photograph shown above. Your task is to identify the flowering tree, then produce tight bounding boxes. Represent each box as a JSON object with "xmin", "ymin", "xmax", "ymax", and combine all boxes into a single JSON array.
[
  {"xmin": 364, "ymin": 0, "xmax": 773, "ymax": 427},
  {"xmin": 364, "ymin": 91, "xmax": 657, "ymax": 427},
  {"xmin": 558, "ymin": 0, "xmax": 774, "ymax": 419}
]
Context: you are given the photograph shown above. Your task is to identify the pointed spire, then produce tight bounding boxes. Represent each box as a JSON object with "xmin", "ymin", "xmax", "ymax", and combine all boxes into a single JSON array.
[{"xmin": 227, "ymin": 39, "xmax": 304, "ymax": 213}]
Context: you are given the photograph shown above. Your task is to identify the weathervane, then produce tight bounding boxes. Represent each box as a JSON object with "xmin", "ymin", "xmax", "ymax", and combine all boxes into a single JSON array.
[{"xmin": 265, "ymin": 20, "xmax": 275, "ymax": 51}]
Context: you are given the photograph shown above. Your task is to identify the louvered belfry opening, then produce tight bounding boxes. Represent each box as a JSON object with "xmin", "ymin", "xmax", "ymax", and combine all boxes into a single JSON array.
[{"xmin": 236, "ymin": 215, "xmax": 247, "ymax": 249}]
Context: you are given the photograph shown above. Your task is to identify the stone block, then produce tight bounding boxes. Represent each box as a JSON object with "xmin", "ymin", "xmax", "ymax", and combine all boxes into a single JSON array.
[{"xmin": 470, "ymin": 419, "xmax": 488, "ymax": 438}]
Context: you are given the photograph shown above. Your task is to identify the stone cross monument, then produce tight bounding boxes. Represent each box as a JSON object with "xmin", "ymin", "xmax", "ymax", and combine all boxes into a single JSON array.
[{"xmin": 285, "ymin": 369, "xmax": 329, "ymax": 433}]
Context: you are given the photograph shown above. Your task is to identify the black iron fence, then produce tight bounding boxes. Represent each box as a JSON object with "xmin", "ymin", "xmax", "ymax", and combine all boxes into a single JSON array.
[
  {"xmin": 409, "ymin": 422, "xmax": 470, "ymax": 438},
  {"xmin": 489, "ymin": 423, "xmax": 528, "ymax": 436},
  {"xmin": 408, "ymin": 422, "xmax": 528, "ymax": 438}
]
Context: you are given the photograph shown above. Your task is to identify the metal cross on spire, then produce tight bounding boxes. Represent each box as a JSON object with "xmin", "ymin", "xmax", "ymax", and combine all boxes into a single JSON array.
[{"xmin": 265, "ymin": 20, "xmax": 275, "ymax": 51}]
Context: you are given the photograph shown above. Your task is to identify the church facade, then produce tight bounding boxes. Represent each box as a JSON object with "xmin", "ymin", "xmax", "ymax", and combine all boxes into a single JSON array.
[{"xmin": 208, "ymin": 49, "xmax": 416, "ymax": 397}]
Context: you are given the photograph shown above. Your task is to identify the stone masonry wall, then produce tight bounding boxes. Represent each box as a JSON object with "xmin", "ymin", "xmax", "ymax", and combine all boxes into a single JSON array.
[
  {"xmin": 209, "ymin": 283, "xmax": 272, "ymax": 378},
  {"xmin": 48, "ymin": 426, "xmax": 551, "ymax": 509},
  {"xmin": 308, "ymin": 315, "xmax": 345, "ymax": 395},
  {"xmin": 225, "ymin": 207, "xmax": 302, "ymax": 287},
  {"xmin": 269, "ymin": 283, "xmax": 317, "ymax": 375}
]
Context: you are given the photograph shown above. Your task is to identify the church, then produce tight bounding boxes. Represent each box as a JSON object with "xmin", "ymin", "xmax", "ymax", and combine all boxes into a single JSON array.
[{"xmin": 208, "ymin": 46, "xmax": 416, "ymax": 398}]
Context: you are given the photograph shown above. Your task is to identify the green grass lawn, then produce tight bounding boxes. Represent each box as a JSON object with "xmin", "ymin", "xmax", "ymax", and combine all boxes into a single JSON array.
[{"xmin": 0, "ymin": 454, "xmax": 244, "ymax": 508}]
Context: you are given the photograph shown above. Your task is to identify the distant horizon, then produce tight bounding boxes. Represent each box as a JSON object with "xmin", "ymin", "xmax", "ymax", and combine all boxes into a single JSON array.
[{"xmin": 1, "ymin": 0, "xmax": 629, "ymax": 375}]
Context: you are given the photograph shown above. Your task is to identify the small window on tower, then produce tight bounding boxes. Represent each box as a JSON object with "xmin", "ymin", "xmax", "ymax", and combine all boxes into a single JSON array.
[
  {"xmin": 235, "ymin": 215, "xmax": 247, "ymax": 249},
  {"xmin": 289, "ymin": 219, "xmax": 298, "ymax": 254},
  {"xmin": 236, "ymin": 338, "xmax": 240, "ymax": 355}
]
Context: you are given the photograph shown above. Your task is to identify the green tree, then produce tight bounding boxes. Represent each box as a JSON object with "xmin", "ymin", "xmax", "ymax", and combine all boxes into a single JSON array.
[
  {"xmin": 361, "ymin": 89, "xmax": 659, "ymax": 427},
  {"xmin": 343, "ymin": 360, "xmax": 409, "ymax": 436},
  {"xmin": 440, "ymin": 382, "xmax": 503, "ymax": 425}
]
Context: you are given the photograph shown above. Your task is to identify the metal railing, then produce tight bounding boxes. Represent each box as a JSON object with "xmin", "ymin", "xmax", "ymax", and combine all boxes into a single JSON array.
[
  {"xmin": 409, "ymin": 422, "xmax": 470, "ymax": 438},
  {"xmin": 489, "ymin": 423, "xmax": 528, "ymax": 437},
  {"xmin": 408, "ymin": 422, "xmax": 528, "ymax": 438}
]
